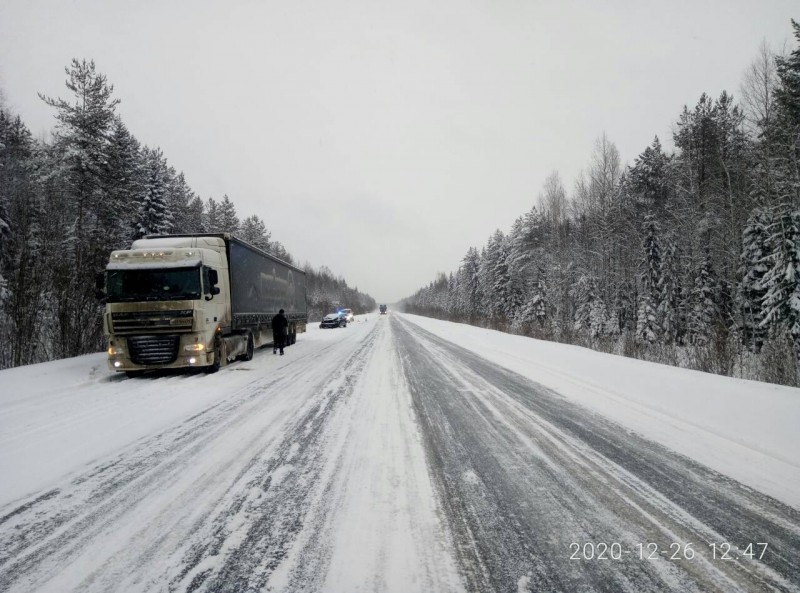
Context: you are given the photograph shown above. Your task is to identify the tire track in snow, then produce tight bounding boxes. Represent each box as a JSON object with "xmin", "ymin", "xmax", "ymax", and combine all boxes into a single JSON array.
[
  {"xmin": 0, "ymin": 326, "xmax": 378, "ymax": 593},
  {"xmin": 171, "ymin": 325, "xmax": 381, "ymax": 593},
  {"xmin": 263, "ymin": 318, "xmax": 465, "ymax": 593},
  {"xmin": 393, "ymin": 315, "xmax": 800, "ymax": 593}
]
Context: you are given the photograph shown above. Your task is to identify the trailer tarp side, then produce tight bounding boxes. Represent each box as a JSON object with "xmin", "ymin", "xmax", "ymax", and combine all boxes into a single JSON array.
[{"xmin": 229, "ymin": 240, "xmax": 307, "ymax": 324}]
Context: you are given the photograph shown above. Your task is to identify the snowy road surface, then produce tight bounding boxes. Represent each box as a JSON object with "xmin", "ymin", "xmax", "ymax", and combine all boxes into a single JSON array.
[{"xmin": 1, "ymin": 314, "xmax": 799, "ymax": 592}]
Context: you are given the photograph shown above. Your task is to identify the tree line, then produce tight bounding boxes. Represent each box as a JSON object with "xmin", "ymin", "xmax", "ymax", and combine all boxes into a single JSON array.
[
  {"xmin": 0, "ymin": 59, "xmax": 373, "ymax": 369},
  {"xmin": 401, "ymin": 21, "xmax": 800, "ymax": 387}
]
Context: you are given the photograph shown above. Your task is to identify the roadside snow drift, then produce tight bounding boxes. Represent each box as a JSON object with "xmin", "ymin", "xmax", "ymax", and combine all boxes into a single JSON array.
[{"xmin": 401, "ymin": 313, "xmax": 800, "ymax": 508}]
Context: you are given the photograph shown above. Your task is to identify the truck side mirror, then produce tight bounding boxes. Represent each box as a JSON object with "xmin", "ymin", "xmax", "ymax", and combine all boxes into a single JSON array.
[{"xmin": 205, "ymin": 269, "xmax": 221, "ymax": 301}]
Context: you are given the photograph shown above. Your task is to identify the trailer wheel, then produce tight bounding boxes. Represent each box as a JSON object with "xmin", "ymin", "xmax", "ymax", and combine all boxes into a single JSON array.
[{"xmin": 241, "ymin": 333, "xmax": 255, "ymax": 361}]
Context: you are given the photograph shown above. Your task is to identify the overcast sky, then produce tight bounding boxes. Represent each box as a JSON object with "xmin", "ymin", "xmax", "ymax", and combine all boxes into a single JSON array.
[{"xmin": 0, "ymin": 0, "xmax": 797, "ymax": 302}]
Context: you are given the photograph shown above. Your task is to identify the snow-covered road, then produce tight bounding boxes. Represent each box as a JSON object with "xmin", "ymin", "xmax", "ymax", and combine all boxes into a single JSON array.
[{"xmin": 0, "ymin": 314, "xmax": 798, "ymax": 592}]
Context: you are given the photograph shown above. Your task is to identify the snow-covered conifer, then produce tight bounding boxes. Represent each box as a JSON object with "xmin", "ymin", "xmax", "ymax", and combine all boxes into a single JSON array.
[
  {"xmin": 659, "ymin": 239, "xmax": 682, "ymax": 344},
  {"xmin": 627, "ymin": 137, "xmax": 670, "ymax": 212},
  {"xmin": 185, "ymin": 195, "xmax": 205, "ymax": 234},
  {"xmin": 760, "ymin": 204, "xmax": 800, "ymax": 354},
  {"xmin": 238, "ymin": 214, "xmax": 271, "ymax": 251},
  {"xmin": 136, "ymin": 147, "xmax": 172, "ymax": 238},
  {"xmin": 204, "ymin": 198, "xmax": 219, "ymax": 232},
  {"xmin": 737, "ymin": 208, "xmax": 771, "ymax": 350},
  {"xmin": 167, "ymin": 172, "xmax": 196, "ymax": 234},
  {"xmin": 218, "ymin": 194, "xmax": 240, "ymax": 234},
  {"xmin": 461, "ymin": 247, "xmax": 482, "ymax": 322},
  {"xmin": 637, "ymin": 215, "xmax": 663, "ymax": 342},
  {"xmin": 688, "ymin": 250, "xmax": 719, "ymax": 344}
]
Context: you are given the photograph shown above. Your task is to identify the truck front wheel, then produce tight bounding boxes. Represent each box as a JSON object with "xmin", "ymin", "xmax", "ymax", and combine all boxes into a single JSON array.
[{"xmin": 206, "ymin": 339, "xmax": 224, "ymax": 373}]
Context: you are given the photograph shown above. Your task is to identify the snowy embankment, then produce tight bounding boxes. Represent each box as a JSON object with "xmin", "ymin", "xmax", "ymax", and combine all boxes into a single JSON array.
[{"xmin": 400, "ymin": 313, "xmax": 800, "ymax": 508}]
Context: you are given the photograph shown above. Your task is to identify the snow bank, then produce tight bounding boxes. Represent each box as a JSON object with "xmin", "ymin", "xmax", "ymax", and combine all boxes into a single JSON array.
[
  {"xmin": 400, "ymin": 314, "xmax": 800, "ymax": 508},
  {"xmin": 0, "ymin": 322, "xmax": 366, "ymax": 508}
]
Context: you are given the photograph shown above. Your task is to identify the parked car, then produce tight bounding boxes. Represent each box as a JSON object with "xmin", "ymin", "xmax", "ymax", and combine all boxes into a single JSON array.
[
  {"xmin": 339, "ymin": 308, "xmax": 355, "ymax": 323},
  {"xmin": 320, "ymin": 312, "xmax": 347, "ymax": 328}
]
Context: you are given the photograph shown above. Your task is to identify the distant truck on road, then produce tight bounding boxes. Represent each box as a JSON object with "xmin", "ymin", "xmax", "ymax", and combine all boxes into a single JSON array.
[
  {"xmin": 380, "ymin": 304, "xmax": 387, "ymax": 314},
  {"xmin": 99, "ymin": 233, "xmax": 307, "ymax": 376}
]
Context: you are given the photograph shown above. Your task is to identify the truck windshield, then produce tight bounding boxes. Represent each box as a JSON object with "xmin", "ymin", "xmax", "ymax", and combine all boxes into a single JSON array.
[{"xmin": 106, "ymin": 267, "xmax": 202, "ymax": 302}]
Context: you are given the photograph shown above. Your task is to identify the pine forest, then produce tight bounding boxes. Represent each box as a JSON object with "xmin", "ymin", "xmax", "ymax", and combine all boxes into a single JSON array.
[
  {"xmin": 0, "ymin": 59, "xmax": 374, "ymax": 369},
  {"xmin": 401, "ymin": 20, "xmax": 800, "ymax": 387}
]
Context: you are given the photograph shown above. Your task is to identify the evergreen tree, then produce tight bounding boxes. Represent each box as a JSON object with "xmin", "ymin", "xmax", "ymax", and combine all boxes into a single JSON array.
[
  {"xmin": 239, "ymin": 214, "xmax": 271, "ymax": 250},
  {"xmin": 573, "ymin": 274, "xmax": 594, "ymax": 334},
  {"xmin": 0, "ymin": 110, "xmax": 50, "ymax": 367},
  {"xmin": 39, "ymin": 59, "xmax": 119, "ymax": 270},
  {"xmin": 217, "ymin": 194, "xmax": 240, "ymax": 234},
  {"xmin": 461, "ymin": 247, "xmax": 482, "ymax": 323},
  {"xmin": 105, "ymin": 116, "xmax": 142, "ymax": 244},
  {"xmin": 660, "ymin": 239, "xmax": 682, "ymax": 344},
  {"xmin": 760, "ymin": 204, "xmax": 800, "ymax": 366},
  {"xmin": 613, "ymin": 281, "xmax": 634, "ymax": 335},
  {"xmin": 167, "ymin": 172, "xmax": 196, "ymax": 234},
  {"xmin": 774, "ymin": 19, "xmax": 800, "ymax": 207},
  {"xmin": 636, "ymin": 295, "xmax": 659, "ymax": 343},
  {"xmin": 589, "ymin": 291, "xmax": 610, "ymax": 339},
  {"xmin": 636, "ymin": 215, "xmax": 663, "ymax": 343},
  {"xmin": 641, "ymin": 215, "xmax": 662, "ymax": 299},
  {"xmin": 269, "ymin": 240, "xmax": 293, "ymax": 263},
  {"xmin": 136, "ymin": 147, "xmax": 172, "ymax": 238},
  {"xmin": 480, "ymin": 230, "xmax": 511, "ymax": 325},
  {"xmin": 185, "ymin": 196, "xmax": 205, "ymax": 234},
  {"xmin": 506, "ymin": 216, "xmax": 532, "ymax": 319},
  {"xmin": 627, "ymin": 136, "xmax": 670, "ymax": 213},
  {"xmin": 39, "ymin": 59, "xmax": 120, "ymax": 358},
  {"xmin": 689, "ymin": 250, "xmax": 719, "ymax": 344},
  {"xmin": 0, "ymin": 111, "xmax": 18, "ymax": 299},
  {"xmin": 737, "ymin": 208, "xmax": 771, "ymax": 350},
  {"xmin": 775, "ymin": 20, "xmax": 800, "ymax": 132},
  {"xmin": 204, "ymin": 197, "xmax": 219, "ymax": 232}
]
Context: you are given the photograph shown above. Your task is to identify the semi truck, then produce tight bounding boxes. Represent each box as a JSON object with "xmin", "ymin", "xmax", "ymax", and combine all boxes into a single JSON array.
[{"xmin": 99, "ymin": 233, "xmax": 307, "ymax": 376}]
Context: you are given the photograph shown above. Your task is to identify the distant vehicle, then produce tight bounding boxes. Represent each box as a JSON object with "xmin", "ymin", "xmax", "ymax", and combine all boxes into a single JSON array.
[
  {"xmin": 339, "ymin": 308, "xmax": 355, "ymax": 323},
  {"xmin": 99, "ymin": 233, "xmax": 307, "ymax": 376},
  {"xmin": 379, "ymin": 304, "xmax": 387, "ymax": 314},
  {"xmin": 320, "ymin": 313, "xmax": 347, "ymax": 328}
]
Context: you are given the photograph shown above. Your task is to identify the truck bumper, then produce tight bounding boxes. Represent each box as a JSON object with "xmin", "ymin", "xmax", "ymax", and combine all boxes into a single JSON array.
[
  {"xmin": 107, "ymin": 351, "xmax": 214, "ymax": 373},
  {"xmin": 106, "ymin": 333, "xmax": 215, "ymax": 372}
]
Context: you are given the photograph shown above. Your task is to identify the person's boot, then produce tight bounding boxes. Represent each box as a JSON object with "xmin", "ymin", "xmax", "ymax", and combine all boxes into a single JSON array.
[{"xmin": 280, "ymin": 350, "xmax": 284, "ymax": 355}]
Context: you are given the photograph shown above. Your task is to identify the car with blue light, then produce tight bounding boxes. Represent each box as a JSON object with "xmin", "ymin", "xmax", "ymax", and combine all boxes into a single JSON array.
[{"xmin": 320, "ymin": 312, "xmax": 347, "ymax": 328}]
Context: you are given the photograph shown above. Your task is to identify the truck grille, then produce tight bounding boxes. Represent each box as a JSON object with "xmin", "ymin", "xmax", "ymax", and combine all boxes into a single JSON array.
[
  {"xmin": 112, "ymin": 310, "xmax": 193, "ymax": 334},
  {"xmin": 128, "ymin": 335, "xmax": 180, "ymax": 365}
]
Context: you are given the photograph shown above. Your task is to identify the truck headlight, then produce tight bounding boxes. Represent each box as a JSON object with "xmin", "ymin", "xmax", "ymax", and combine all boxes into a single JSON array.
[
  {"xmin": 108, "ymin": 346, "xmax": 124, "ymax": 356},
  {"xmin": 184, "ymin": 343, "xmax": 205, "ymax": 352}
]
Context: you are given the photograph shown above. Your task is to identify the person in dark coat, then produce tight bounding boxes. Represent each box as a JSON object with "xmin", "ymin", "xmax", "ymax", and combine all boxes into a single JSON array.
[{"xmin": 271, "ymin": 309, "xmax": 289, "ymax": 355}]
